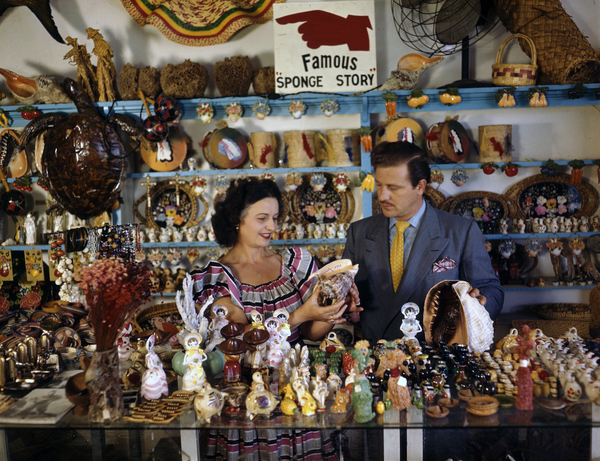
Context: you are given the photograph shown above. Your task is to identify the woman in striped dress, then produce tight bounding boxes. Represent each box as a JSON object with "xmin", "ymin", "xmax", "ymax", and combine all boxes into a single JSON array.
[{"xmin": 191, "ymin": 177, "xmax": 358, "ymax": 461}]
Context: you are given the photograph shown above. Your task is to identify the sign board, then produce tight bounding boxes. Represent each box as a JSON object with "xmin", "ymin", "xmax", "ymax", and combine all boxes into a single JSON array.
[{"xmin": 274, "ymin": 1, "xmax": 377, "ymax": 94}]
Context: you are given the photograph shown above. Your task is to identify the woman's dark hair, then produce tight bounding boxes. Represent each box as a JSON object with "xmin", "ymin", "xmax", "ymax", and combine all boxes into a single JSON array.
[
  {"xmin": 370, "ymin": 141, "xmax": 430, "ymax": 187},
  {"xmin": 212, "ymin": 177, "xmax": 284, "ymax": 247}
]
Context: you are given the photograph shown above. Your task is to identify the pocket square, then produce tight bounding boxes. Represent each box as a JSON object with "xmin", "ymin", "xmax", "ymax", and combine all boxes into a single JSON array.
[{"xmin": 433, "ymin": 257, "xmax": 456, "ymax": 273}]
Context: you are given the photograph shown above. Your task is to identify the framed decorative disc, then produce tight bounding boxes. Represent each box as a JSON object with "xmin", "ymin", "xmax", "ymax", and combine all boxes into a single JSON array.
[
  {"xmin": 134, "ymin": 180, "xmax": 209, "ymax": 230},
  {"xmin": 289, "ymin": 173, "xmax": 355, "ymax": 225}
]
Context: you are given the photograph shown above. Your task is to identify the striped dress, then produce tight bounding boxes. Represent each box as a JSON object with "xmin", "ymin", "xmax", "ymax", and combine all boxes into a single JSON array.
[
  {"xmin": 191, "ymin": 247, "xmax": 318, "ymax": 344},
  {"xmin": 190, "ymin": 247, "xmax": 339, "ymax": 461}
]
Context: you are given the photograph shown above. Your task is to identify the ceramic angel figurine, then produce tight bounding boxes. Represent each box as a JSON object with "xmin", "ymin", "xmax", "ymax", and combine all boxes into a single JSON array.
[
  {"xmin": 182, "ymin": 333, "xmax": 208, "ymax": 392},
  {"xmin": 141, "ymin": 334, "xmax": 169, "ymax": 400}
]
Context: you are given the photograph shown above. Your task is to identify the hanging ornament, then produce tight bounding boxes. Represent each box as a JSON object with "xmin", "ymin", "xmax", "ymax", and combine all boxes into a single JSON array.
[
  {"xmin": 527, "ymin": 86, "xmax": 548, "ymax": 107},
  {"xmin": 546, "ymin": 237, "xmax": 563, "ymax": 256},
  {"xmin": 215, "ymin": 175, "xmax": 230, "ymax": 195},
  {"xmin": 187, "ymin": 246, "xmax": 200, "ymax": 266},
  {"xmin": 357, "ymin": 126, "xmax": 372, "ymax": 153},
  {"xmin": 407, "ymin": 89, "xmax": 429, "ymax": 109},
  {"xmin": 310, "ymin": 172, "xmax": 326, "ymax": 191},
  {"xmin": 154, "ymin": 94, "xmax": 183, "ymax": 123},
  {"xmin": 568, "ymin": 159, "xmax": 584, "ymax": 186},
  {"xmin": 252, "ymin": 98, "xmax": 271, "ymax": 120},
  {"xmin": 498, "ymin": 238, "xmax": 516, "ymax": 259},
  {"xmin": 288, "ymin": 99, "xmax": 307, "ymax": 119},
  {"xmin": 284, "ymin": 172, "xmax": 303, "ymax": 191},
  {"xmin": 261, "ymin": 172, "xmax": 275, "ymax": 182},
  {"xmin": 191, "ymin": 175, "xmax": 207, "ymax": 195},
  {"xmin": 148, "ymin": 246, "xmax": 164, "ymax": 268},
  {"xmin": 450, "ymin": 166, "xmax": 469, "ymax": 187},
  {"xmin": 225, "ymin": 100, "xmax": 243, "ymax": 123},
  {"xmin": 333, "ymin": 172, "xmax": 350, "ymax": 192},
  {"xmin": 525, "ymin": 236, "xmax": 541, "ymax": 257},
  {"xmin": 320, "ymin": 96, "xmax": 339, "ymax": 117},
  {"xmin": 196, "ymin": 100, "xmax": 214, "ymax": 123},
  {"xmin": 429, "ymin": 166, "xmax": 444, "ymax": 190},
  {"xmin": 495, "ymin": 87, "xmax": 516, "ymax": 108},
  {"xmin": 0, "ymin": 249, "xmax": 13, "ymax": 281},
  {"xmin": 568, "ymin": 235, "xmax": 585, "ymax": 256},
  {"xmin": 382, "ymin": 91, "xmax": 397, "ymax": 120}
]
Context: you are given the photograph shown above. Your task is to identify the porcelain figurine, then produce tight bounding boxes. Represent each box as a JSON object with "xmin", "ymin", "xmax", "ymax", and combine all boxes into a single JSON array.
[
  {"xmin": 580, "ymin": 217, "xmax": 590, "ymax": 232},
  {"xmin": 400, "ymin": 302, "xmax": 422, "ymax": 340},
  {"xmin": 159, "ymin": 227, "xmax": 171, "ymax": 243},
  {"xmin": 264, "ymin": 317, "xmax": 286, "ymax": 368},
  {"xmin": 172, "ymin": 227, "xmax": 183, "ymax": 242},
  {"xmin": 292, "ymin": 378, "xmax": 317, "ymax": 416},
  {"xmin": 330, "ymin": 389, "xmax": 350, "ymax": 413},
  {"xmin": 327, "ymin": 373, "xmax": 343, "ymax": 398},
  {"xmin": 182, "ymin": 333, "xmax": 208, "ymax": 392},
  {"xmin": 352, "ymin": 377, "xmax": 375, "ymax": 423},
  {"xmin": 117, "ymin": 321, "xmax": 135, "ymax": 361},
  {"xmin": 280, "ymin": 383, "xmax": 299, "ymax": 416},
  {"xmin": 194, "ymin": 382, "xmax": 228, "ymax": 423},
  {"xmin": 205, "ymin": 305, "xmax": 229, "ymax": 353},
  {"xmin": 195, "ymin": 226, "xmax": 207, "ymax": 242},
  {"xmin": 516, "ymin": 219, "xmax": 526, "ymax": 234},
  {"xmin": 311, "ymin": 375, "xmax": 329, "ymax": 411},
  {"xmin": 245, "ymin": 371, "xmax": 279, "ymax": 420},
  {"xmin": 141, "ymin": 334, "xmax": 169, "ymax": 400},
  {"xmin": 146, "ymin": 227, "xmax": 157, "ymax": 243}
]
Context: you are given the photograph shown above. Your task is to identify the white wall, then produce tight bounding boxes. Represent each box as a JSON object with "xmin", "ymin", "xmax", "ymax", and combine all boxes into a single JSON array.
[{"xmin": 1, "ymin": 0, "xmax": 599, "ymax": 316}]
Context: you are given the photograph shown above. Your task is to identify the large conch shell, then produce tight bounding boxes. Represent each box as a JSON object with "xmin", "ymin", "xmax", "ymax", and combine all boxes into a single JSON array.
[
  {"xmin": 0, "ymin": 68, "xmax": 71, "ymax": 105},
  {"xmin": 424, "ymin": 280, "xmax": 494, "ymax": 354},
  {"xmin": 309, "ymin": 259, "xmax": 359, "ymax": 306},
  {"xmin": 379, "ymin": 53, "xmax": 445, "ymax": 91}
]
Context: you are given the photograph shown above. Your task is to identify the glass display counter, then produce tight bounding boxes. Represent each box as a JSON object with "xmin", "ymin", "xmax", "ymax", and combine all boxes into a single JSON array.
[{"xmin": 0, "ymin": 393, "xmax": 597, "ymax": 460}]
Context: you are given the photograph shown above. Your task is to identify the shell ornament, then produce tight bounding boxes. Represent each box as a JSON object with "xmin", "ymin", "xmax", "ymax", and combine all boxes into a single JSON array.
[{"xmin": 309, "ymin": 259, "xmax": 358, "ymax": 306}]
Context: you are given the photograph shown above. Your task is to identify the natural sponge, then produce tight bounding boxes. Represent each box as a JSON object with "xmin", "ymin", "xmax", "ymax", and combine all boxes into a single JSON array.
[
  {"xmin": 118, "ymin": 63, "xmax": 162, "ymax": 100},
  {"xmin": 214, "ymin": 56, "xmax": 253, "ymax": 97},
  {"xmin": 252, "ymin": 67, "xmax": 275, "ymax": 95},
  {"xmin": 118, "ymin": 63, "xmax": 139, "ymax": 100},
  {"xmin": 160, "ymin": 59, "xmax": 208, "ymax": 99}
]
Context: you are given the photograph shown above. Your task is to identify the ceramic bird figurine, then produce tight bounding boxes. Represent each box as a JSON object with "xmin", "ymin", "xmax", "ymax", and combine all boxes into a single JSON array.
[
  {"xmin": 379, "ymin": 53, "xmax": 444, "ymax": 91},
  {"xmin": 0, "ymin": 68, "xmax": 71, "ymax": 104},
  {"xmin": 0, "ymin": 0, "xmax": 64, "ymax": 43}
]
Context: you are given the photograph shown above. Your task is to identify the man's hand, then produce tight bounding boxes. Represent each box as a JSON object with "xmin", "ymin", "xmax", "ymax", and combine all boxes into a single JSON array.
[{"xmin": 468, "ymin": 286, "xmax": 487, "ymax": 305}]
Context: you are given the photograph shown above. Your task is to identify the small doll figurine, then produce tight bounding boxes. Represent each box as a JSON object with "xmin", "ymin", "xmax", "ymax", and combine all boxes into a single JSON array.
[
  {"xmin": 141, "ymin": 334, "xmax": 169, "ymax": 400},
  {"xmin": 400, "ymin": 302, "xmax": 422, "ymax": 340},
  {"xmin": 182, "ymin": 333, "xmax": 208, "ymax": 392},
  {"xmin": 205, "ymin": 304, "xmax": 229, "ymax": 352}
]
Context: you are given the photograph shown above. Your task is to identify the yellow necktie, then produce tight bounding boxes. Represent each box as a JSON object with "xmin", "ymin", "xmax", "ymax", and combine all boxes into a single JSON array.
[{"xmin": 391, "ymin": 221, "xmax": 410, "ymax": 292}]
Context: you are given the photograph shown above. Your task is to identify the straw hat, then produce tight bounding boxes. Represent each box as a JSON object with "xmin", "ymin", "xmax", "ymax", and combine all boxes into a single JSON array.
[{"xmin": 121, "ymin": 0, "xmax": 282, "ymax": 46}]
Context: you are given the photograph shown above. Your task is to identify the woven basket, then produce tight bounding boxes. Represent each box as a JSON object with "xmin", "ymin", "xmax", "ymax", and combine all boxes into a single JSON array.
[
  {"xmin": 492, "ymin": 34, "xmax": 538, "ymax": 86},
  {"xmin": 530, "ymin": 303, "xmax": 590, "ymax": 321},
  {"xmin": 132, "ymin": 302, "xmax": 179, "ymax": 333},
  {"xmin": 492, "ymin": 0, "xmax": 600, "ymax": 84}
]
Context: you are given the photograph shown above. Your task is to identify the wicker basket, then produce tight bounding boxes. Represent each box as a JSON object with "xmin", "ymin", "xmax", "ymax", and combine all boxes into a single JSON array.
[
  {"xmin": 492, "ymin": 0, "xmax": 600, "ymax": 84},
  {"xmin": 492, "ymin": 34, "xmax": 538, "ymax": 86},
  {"xmin": 132, "ymin": 302, "xmax": 180, "ymax": 333}
]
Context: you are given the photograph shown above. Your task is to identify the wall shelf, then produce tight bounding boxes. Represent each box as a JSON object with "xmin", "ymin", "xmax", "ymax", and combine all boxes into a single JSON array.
[{"xmin": 2, "ymin": 84, "xmax": 598, "ymax": 128}]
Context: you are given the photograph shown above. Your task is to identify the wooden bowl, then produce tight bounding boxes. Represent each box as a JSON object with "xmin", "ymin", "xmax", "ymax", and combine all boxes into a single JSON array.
[{"xmin": 467, "ymin": 396, "xmax": 499, "ymax": 416}]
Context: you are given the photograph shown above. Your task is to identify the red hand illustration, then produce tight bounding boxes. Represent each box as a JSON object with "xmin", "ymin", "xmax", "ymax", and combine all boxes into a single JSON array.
[{"xmin": 277, "ymin": 10, "xmax": 372, "ymax": 51}]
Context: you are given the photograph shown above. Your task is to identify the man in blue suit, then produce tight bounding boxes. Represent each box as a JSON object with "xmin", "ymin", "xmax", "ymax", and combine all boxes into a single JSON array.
[{"xmin": 343, "ymin": 141, "xmax": 503, "ymax": 343}]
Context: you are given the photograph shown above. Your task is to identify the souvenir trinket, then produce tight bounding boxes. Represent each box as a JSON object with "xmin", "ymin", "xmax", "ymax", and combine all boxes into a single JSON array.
[
  {"xmin": 288, "ymin": 100, "xmax": 307, "ymax": 119},
  {"xmin": 280, "ymin": 383, "xmax": 299, "ymax": 415},
  {"xmin": 400, "ymin": 303, "xmax": 422, "ymax": 340},
  {"xmin": 141, "ymin": 334, "xmax": 169, "ymax": 400},
  {"xmin": 182, "ymin": 333, "xmax": 208, "ymax": 393},
  {"xmin": 451, "ymin": 166, "xmax": 469, "ymax": 187},
  {"xmin": 310, "ymin": 172, "xmax": 326, "ymax": 191},
  {"xmin": 310, "ymin": 259, "xmax": 359, "ymax": 307},
  {"xmin": 194, "ymin": 383, "xmax": 228, "ymax": 423},
  {"xmin": 284, "ymin": 172, "xmax": 303, "ymax": 191},
  {"xmin": 252, "ymin": 98, "xmax": 271, "ymax": 120},
  {"xmin": 333, "ymin": 172, "xmax": 350, "ymax": 192},
  {"xmin": 430, "ymin": 167, "xmax": 444, "ymax": 190},
  {"xmin": 246, "ymin": 371, "xmax": 278, "ymax": 420},
  {"xmin": 225, "ymin": 100, "xmax": 243, "ymax": 123},
  {"xmin": 196, "ymin": 101, "xmax": 214, "ymax": 123},
  {"xmin": 320, "ymin": 96, "xmax": 339, "ymax": 117}
]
